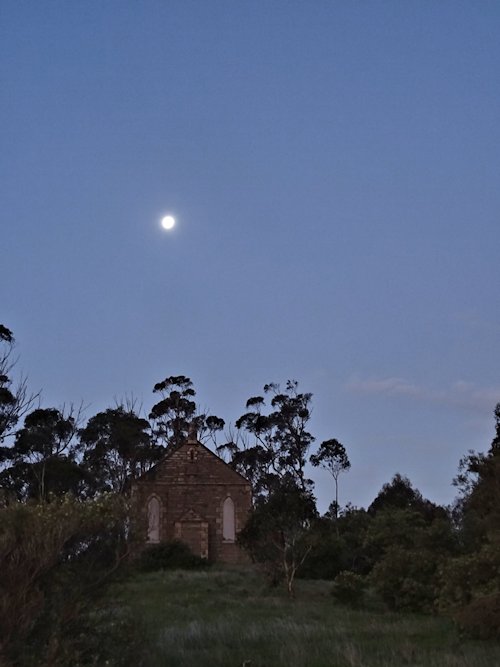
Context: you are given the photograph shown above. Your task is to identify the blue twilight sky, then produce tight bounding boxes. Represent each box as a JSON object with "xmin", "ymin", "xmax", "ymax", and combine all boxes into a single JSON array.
[{"xmin": 1, "ymin": 1, "xmax": 499, "ymax": 511}]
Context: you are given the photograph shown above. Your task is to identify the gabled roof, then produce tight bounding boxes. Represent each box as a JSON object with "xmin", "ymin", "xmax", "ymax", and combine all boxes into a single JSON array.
[{"xmin": 133, "ymin": 437, "xmax": 251, "ymax": 486}]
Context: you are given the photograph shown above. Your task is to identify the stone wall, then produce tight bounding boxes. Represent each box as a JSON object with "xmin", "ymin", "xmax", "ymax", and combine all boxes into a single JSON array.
[{"xmin": 132, "ymin": 439, "xmax": 252, "ymax": 564}]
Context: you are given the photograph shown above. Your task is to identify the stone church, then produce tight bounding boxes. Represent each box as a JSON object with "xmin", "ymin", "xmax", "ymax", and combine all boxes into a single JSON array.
[{"xmin": 132, "ymin": 430, "xmax": 252, "ymax": 564}]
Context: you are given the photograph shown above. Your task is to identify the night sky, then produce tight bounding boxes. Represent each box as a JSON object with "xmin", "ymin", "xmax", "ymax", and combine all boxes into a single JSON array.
[{"xmin": 2, "ymin": 1, "xmax": 499, "ymax": 511}]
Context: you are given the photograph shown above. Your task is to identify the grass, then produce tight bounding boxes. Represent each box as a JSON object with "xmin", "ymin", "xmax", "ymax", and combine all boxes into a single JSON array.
[{"xmin": 112, "ymin": 567, "xmax": 500, "ymax": 666}]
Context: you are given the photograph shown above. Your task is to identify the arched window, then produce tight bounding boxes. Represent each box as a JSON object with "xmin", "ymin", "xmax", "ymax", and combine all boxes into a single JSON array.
[
  {"xmin": 222, "ymin": 496, "xmax": 235, "ymax": 542},
  {"xmin": 147, "ymin": 496, "xmax": 160, "ymax": 543}
]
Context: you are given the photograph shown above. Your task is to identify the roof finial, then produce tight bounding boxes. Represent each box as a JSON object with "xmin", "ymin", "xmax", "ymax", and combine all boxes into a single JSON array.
[{"xmin": 187, "ymin": 422, "xmax": 198, "ymax": 444}]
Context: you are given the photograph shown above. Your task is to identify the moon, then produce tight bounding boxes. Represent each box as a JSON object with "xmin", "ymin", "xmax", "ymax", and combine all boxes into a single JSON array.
[{"xmin": 161, "ymin": 215, "xmax": 176, "ymax": 230}]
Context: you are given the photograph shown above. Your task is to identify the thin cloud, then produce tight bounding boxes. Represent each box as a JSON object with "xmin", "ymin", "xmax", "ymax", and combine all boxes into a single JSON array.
[
  {"xmin": 346, "ymin": 376, "xmax": 421, "ymax": 397},
  {"xmin": 448, "ymin": 381, "xmax": 500, "ymax": 412},
  {"xmin": 346, "ymin": 375, "xmax": 500, "ymax": 413}
]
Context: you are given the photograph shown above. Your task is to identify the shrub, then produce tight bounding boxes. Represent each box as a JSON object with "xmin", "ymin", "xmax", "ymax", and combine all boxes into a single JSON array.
[
  {"xmin": 0, "ymin": 495, "xmax": 136, "ymax": 666},
  {"xmin": 297, "ymin": 528, "xmax": 345, "ymax": 580},
  {"xmin": 136, "ymin": 540, "xmax": 208, "ymax": 572},
  {"xmin": 369, "ymin": 546, "xmax": 438, "ymax": 612},
  {"xmin": 437, "ymin": 543, "xmax": 500, "ymax": 612},
  {"xmin": 454, "ymin": 593, "xmax": 500, "ymax": 640},
  {"xmin": 331, "ymin": 571, "xmax": 366, "ymax": 607}
]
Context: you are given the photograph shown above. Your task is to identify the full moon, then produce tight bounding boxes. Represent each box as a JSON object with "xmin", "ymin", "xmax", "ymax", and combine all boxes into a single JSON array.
[{"xmin": 161, "ymin": 215, "xmax": 176, "ymax": 230}]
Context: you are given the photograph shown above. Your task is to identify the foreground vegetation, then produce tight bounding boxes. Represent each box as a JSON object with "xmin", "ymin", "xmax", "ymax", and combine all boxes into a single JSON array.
[
  {"xmin": 1, "ymin": 326, "xmax": 500, "ymax": 663},
  {"xmin": 114, "ymin": 567, "xmax": 500, "ymax": 667}
]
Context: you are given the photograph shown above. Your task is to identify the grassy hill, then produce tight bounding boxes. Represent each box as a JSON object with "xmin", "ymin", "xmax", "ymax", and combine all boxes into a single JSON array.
[{"xmin": 111, "ymin": 567, "xmax": 500, "ymax": 666}]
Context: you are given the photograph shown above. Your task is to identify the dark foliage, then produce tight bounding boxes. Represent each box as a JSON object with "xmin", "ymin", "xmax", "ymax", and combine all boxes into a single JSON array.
[
  {"xmin": 149, "ymin": 375, "xmax": 224, "ymax": 450},
  {"xmin": 136, "ymin": 539, "xmax": 209, "ymax": 571},
  {"xmin": 0, "ymin": 495, "xmax": 136, "ymax": 667},
  {"xmin": 0, "ymin": 325, "xmax": 38, "ymax": 444},
  {"xmin": 297, "ymin": 520, "xmax": 345, "ymax": 580},
  {"xmin": 368, "ymin": 473, "xmax": 446, "ymax": 522},
  {"xmin": 0, "ymin": 407, "xmax": 85, "ymax": 501},
  {"xmin": 331, "ymin": 571, "xmax": 367, "ymax": 608},
  {"xmin": 310, "ymin": 438, "xmax": 350, "ymax": 522},
  {"xmin": 225, "ymin": 380, "xmax": 316, "ymax": 498},
  {"xmin": 79, "ymin": 406, "xmax": 161, "ymax": 495},
  {"xmin": 454, "ymin": 593, "xmax": 500, "ymax": 640},
  {"xmin": 239, "ymin": 479, "xmax": 318, "ymax": 595}
]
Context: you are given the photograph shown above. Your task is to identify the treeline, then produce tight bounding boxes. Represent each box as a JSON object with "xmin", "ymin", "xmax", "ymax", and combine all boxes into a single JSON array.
[
  {"xmin": 0, "ymin": 327, "xmax": 227, "ymax": 666},
  {"xmin": 215, "ymin": 379, "xmax": 500, "ymax": 642},
  {"xmin": 0, "ymin": 327, "xmax": 224, "ymax": 500},
  {"xmin": 1, "ymin": 325, "xmax": 500, "ymax": 665}
]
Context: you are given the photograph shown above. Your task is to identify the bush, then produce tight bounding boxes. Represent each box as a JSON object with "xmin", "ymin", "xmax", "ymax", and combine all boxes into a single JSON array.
[
  {"xmin": 136, "ymin": 540, "xmax": 209, "ymax": 572},
  {"xmin": 297, "ymin": 529, "xmax": 345, "ymax": 580},
  {"xmin": 331, "ymin": 571, "xmax": 366, "ymax": 607},
  {"xmin": 454, "ymin": 593, "xmax": 500, "ymax": 640},
  {"xmin": 0, "ymin": 495, "xmax": 136, "ymax": 666},
  {"xmin": 369, "ymin": 546, "xmax": 438, "ymax": 612},
  {"xmin": 437, "ymin": 544, "xmax": 500, "ymax": 612}
]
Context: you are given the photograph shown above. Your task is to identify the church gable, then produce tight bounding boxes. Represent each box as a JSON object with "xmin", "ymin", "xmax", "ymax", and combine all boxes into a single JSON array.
[
  {"xmin": 133, "ymin": 435, "xmax": 251, "ymax": 565},
  {"xmin": 141, "ymin": 439, "xmax": 249, "ymax": 487}
]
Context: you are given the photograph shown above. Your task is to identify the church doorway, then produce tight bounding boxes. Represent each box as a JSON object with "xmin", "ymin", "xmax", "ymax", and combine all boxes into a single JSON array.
[{"xmin": 174, "ymin": 512, "xmax": 209, "ymax": 559}]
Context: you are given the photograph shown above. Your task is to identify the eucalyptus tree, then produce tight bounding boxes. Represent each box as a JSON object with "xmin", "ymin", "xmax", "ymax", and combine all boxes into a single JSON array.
[
  {"xmin": 149, "ymin": 375, "xmax": 224, "ymax": 450},
  {"xmin": 220, "ymin": 380, "xmax": 322, "ymax": 595},
  {"xmin": 310, "ymin": 438, "xmax": 350, "ymax": 523},
  {"xmin": 0, "ymin": 325, "xmax": 38, "ymax": 444},
  {"xmin": 79, "ymin": 405, "xmax": 160, "ymax": 495},
  {"xmin": 219, "ymin": 380, "xmax": 315, "ymax": 498},
  {"xmin": 0, "ymin": 406, "xmax": 83, "ymax": 501},
  {"xmin": 239, "ymin": 475, "xmax": 317, "ymax": 596}
]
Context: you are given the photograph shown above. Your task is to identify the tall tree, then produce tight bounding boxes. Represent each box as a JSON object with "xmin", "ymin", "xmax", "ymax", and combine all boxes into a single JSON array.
[
  {"xmin": 0, "ymin": 325, "xmax": 38, "ymax": 444},
  {"xmin": 454, "ymin": 403, "xmax": 500, "ymax": 544},
  {"xmin": 149, "ymin": 375, "xmax": 224, "ymax": 450},
  {"xmin": 310, "ymin": 438, "xmax": 350, "ymax": 524},
  {"xmin": 79, "ymin": 406, "xmax": 160, "ymax": 495},
  {"xmin": 435, "ymin": 404, "xmax": 500, "ymax": 629},
  {"xmin": 368, "ymin": 473, "xmax": 444, "ymax": 521},
  {"xmin": 220, "ymin": 380, "xmax": 314, "ymax": 498},
  {"xmin": 222, "ymin": 381, "xmax": 320, "ymax": 595},
  {"xmin": 239, "ymin": 478, "xmax": 317, "ymax": 596},
  {"xmin": 0, "ymin": 406, "xmax": 83, "ymax": 501}
]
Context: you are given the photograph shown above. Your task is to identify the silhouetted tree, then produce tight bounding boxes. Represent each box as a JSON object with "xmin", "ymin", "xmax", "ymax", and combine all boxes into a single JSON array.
[
  {"xmin": 220, "ymin": 380, "xmax": 315, "ymax": 498},
  {"xmin": 0, "ymin": 325, "xmax": 38, "ymax": 444},
  {"xmin": 222, "ymin": 381, "xmax": 323, "ymax": 594},
  {"xmin": 0, "ymin": 406, "xmax": 83, "ymax": 501},
  {"xmin": 453, "ymin": 403, "xmax": 500, "ymax": 547},
  {"xmin": 239, "ymin": 478, "xmax": 317, "ymax": 596},
  {"xmin": 310, "ymin": 438, "xmax": 350, "ymax": 526},
  {"xmin": 79, "ymin": 406, "xmax": 161, "ymax": 495},
  {"xmin": 149, "ymin": 375, "xmax": 224, "ymax": 450},
  {"xmin": 368, "ymin": 472, "xmax": 445, "ymax": 521},
  {"xmin": 365, "ymin": 476, "xmax": 456, "ymax": 612}
]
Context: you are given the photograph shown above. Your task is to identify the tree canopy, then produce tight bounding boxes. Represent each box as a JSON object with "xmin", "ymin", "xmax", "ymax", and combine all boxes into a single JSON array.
[
  {"xmin": 221, "ymin": 380, "xmax": 339, "ymax": 595},
  {"xmin": 220, "ymin": 380, "xmax": 315, "ymax": 498},
  {"xmin": 0, "ymin": 325, "xmax": 38, "ymax": 445},
  {"xmin": 2, "ymin": 324, "xmax": 500, "ymax": 631},
  {"xmin": 149, "ymin": 375, "xmax": 224, "ymax": 450},
  {"xmin": 310, "ymin": 438, "xmax": 350, "ymax": 522},
  {"xmin": 79, "ymin": 406, "xmax": 161, "ymax": 495},
  {"xmin": 0, "ymin": 407, "xmax": 83, "ymax": 501}
]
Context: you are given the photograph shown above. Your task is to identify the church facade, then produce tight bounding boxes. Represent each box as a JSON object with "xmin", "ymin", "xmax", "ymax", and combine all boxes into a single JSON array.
[{"xmin": 132, "ymin": 432, "xmax": 252, "ymax": 564}]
